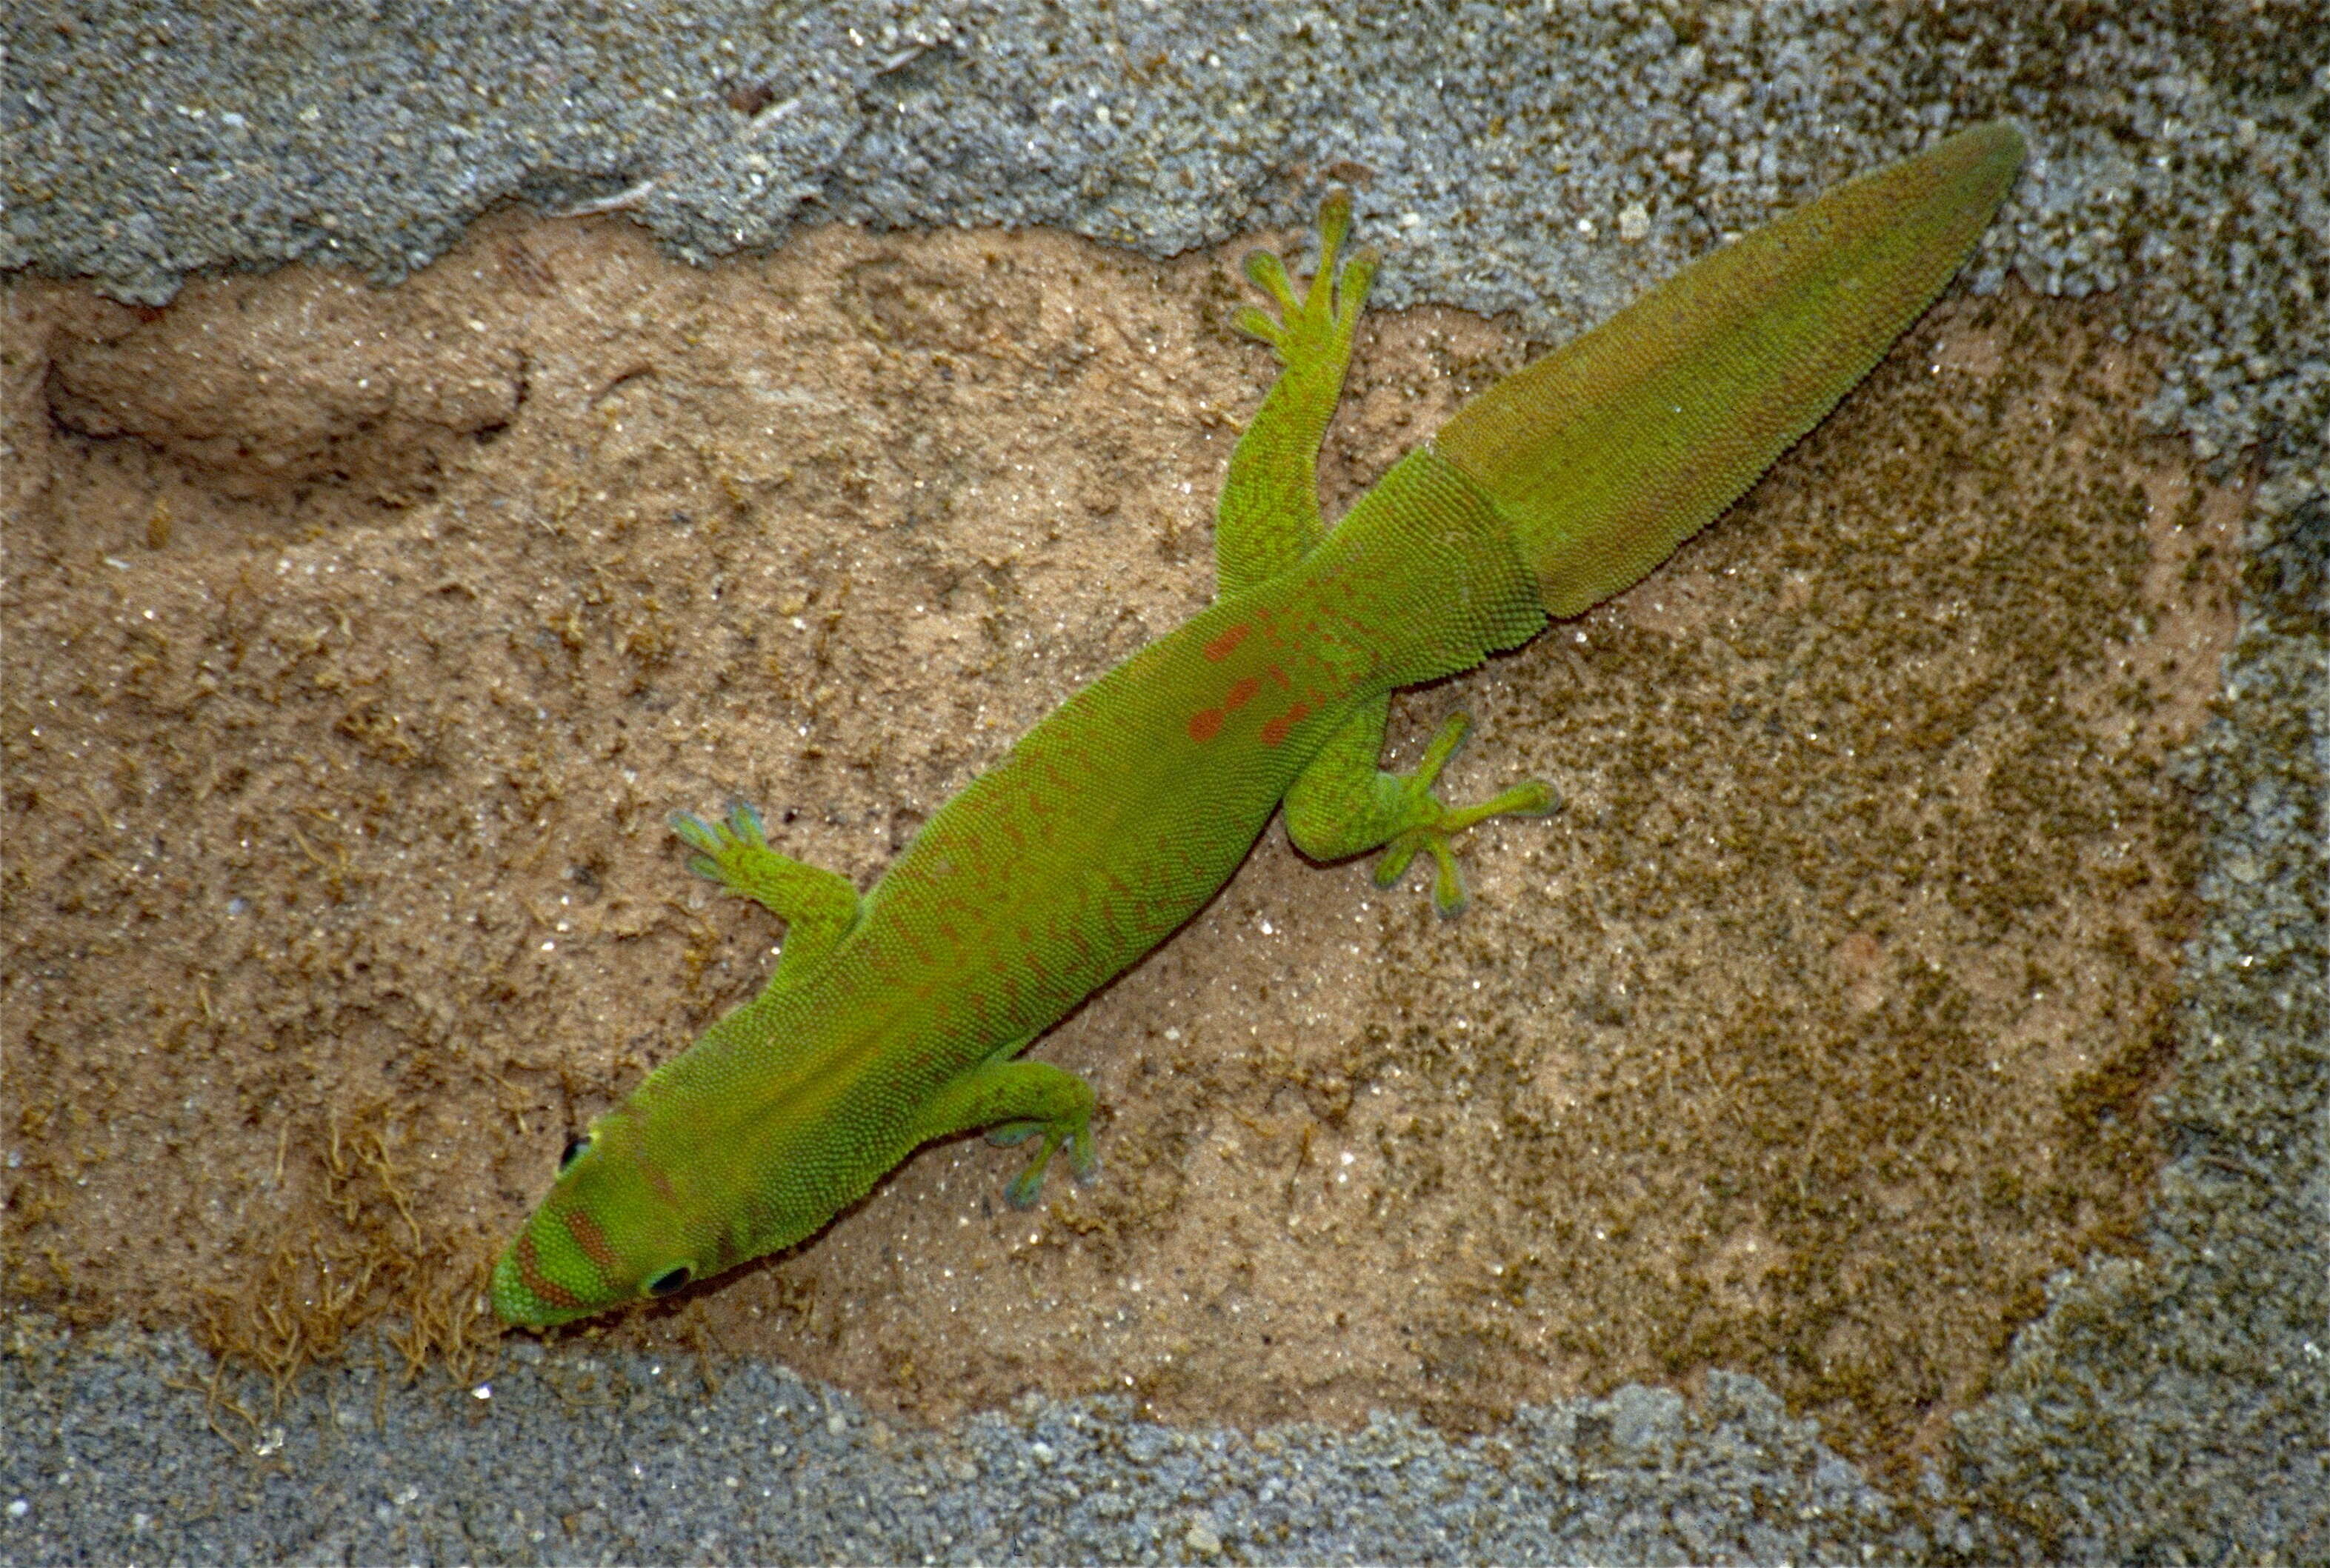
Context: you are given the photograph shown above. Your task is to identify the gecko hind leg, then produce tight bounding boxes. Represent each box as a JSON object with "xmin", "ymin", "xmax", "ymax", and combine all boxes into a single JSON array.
[
  {"xmin": 1285, "ymin": 702, "xmax": 1555, "ymax": 918},
  {"xmin": 1231, "ymin": 188, "xmax": 1375, "ymax": 378},
  {"xmin": 1370, "ymin": 713, "xmax": 1556, "ymax": 915},
  {"xmin": 1214, "ymin": 190, "xmax": 1379, "ymax": 598}
]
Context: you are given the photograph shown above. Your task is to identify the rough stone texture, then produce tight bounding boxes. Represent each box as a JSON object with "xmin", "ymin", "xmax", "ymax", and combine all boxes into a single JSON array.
[
  {"xmin": 1944, "ymin": 473, "xmax": 2329, "ymax": 1563},
  {"xmin": 4, "ymin": 1, "xmax": 2324, "ymax": 1561},
  {"xmin": 4, "ymin": 1317, "xmax": 1939, "ymax": 1564}
]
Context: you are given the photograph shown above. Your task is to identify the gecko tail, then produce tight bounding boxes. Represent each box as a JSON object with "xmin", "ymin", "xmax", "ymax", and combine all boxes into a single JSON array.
[{"xmin": 1433, "ymin": 120, "xmax": 2026, "ymax": 619}]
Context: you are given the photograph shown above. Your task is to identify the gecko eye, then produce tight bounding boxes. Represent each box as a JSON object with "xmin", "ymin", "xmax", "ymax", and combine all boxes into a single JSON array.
[
  {"xmin": 558, "ymin": 1135, "xmax": 591, "ymax": 1173},
  {"xmin": 645, "ymin": 1265, "xmax": 693, "ymax": 1298}
]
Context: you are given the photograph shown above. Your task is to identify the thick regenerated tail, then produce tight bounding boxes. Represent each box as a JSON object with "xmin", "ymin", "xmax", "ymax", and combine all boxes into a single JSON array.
[{"xmin": 1434, "ymin": 120, "xmax": 2026, "ymax": 618}]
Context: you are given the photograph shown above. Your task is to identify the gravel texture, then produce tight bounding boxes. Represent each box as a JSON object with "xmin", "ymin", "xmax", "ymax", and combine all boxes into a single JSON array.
[
  {"xmin": 7, "ymin": 1317, "xmax": 1937, "ymax": 1564},
  {"xmin": 4, "ymin": 1, "xmax": 2325, "ymax": 1562}
]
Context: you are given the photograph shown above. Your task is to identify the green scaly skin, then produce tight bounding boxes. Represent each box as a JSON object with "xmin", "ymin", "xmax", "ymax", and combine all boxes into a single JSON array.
[{"xmin": 496, "ymin": 123, "xmax": 2025, "ymax": 1326}]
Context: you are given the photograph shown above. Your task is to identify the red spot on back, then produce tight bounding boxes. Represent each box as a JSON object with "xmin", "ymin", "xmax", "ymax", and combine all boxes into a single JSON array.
[
  {"xmin": 1204, "ymin": 624, "xmax": 1251, "ymax": 661},
  {"xmin": 1188, "ymin": 708, "xmax": 1225, "ymax": 743},
  {"xmin": 1261, "ymin": 702, "xmax": 1312, "ymax": 747},
  {"xmin": 1225, "ymin": 675, "xmax": 1261, "ymax": 712}
]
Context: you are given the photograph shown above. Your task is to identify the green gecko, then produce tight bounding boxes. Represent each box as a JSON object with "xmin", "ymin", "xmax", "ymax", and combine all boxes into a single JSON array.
[{"xmin": 495, "ymin": 121, "xmax": 2025, "ymax": 1326}]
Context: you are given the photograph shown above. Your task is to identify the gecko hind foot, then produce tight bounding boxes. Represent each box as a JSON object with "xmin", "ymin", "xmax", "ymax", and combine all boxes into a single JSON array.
[
  {"xmin": 1371, "ymin": 712, "xmax": 1557, "ymax": 918},
  {"xmin": 1234, "ymin": 188, "xmax": 1377, "ymax": 381}
]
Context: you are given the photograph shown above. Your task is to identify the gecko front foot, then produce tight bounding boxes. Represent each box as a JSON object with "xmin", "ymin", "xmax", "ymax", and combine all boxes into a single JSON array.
[
  {"xmin": 988, "ymin": 1116, "xmax": 1100, "ymax": 1209},
  {"xmin": 670, "ymin": 799, "xmax": 774, "ymax": 891},
  {"xmin": 913, "ymin": 1055, "xmax": 1099, "ymax": 1210},
  {"xmin": 670, "ymin": 800, "xmax": 861, "ymax": 974}
]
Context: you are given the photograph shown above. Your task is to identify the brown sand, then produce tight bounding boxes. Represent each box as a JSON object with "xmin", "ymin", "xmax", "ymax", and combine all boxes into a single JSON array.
[{"xmin": 1, "ymin": 206, "xmax": 2240, "ymax": 1472}]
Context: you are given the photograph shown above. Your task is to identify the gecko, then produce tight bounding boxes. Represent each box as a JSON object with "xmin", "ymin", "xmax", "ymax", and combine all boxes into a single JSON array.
[{"xmin": 495, "ymin": 121, "xmax": 2026, "ymax": 1326}]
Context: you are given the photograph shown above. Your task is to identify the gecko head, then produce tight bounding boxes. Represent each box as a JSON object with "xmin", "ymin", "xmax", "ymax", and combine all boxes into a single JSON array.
[{"xmin": 492, "ymin": 1115, "xmax": 712, "ymax": 1327}]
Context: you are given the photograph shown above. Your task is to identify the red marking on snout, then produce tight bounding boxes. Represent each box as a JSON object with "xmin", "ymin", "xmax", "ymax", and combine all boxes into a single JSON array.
[
  {"xmin": 516, "ymin": 1234, "xmax": 588, "ymax": 1311},
  {"xmin": 563, "ymin": 1207, "xmax": 622, "ymax": 1275}
]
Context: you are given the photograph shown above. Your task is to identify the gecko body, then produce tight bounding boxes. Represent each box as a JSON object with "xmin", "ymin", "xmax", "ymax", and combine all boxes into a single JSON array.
[{"xmin": 497, "ymin": 122, "xmax": 2024, "ymax": 1325}]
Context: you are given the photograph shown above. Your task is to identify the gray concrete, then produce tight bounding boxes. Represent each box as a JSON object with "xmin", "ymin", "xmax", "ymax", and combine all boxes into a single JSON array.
[
  {"xmin": 5, "ymin": 1, "xmax": 2324, "ymax": 1561},
  {"xmin": 8, "ymin": 1317, "xmax": 1936, "ymax": 1564}
]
